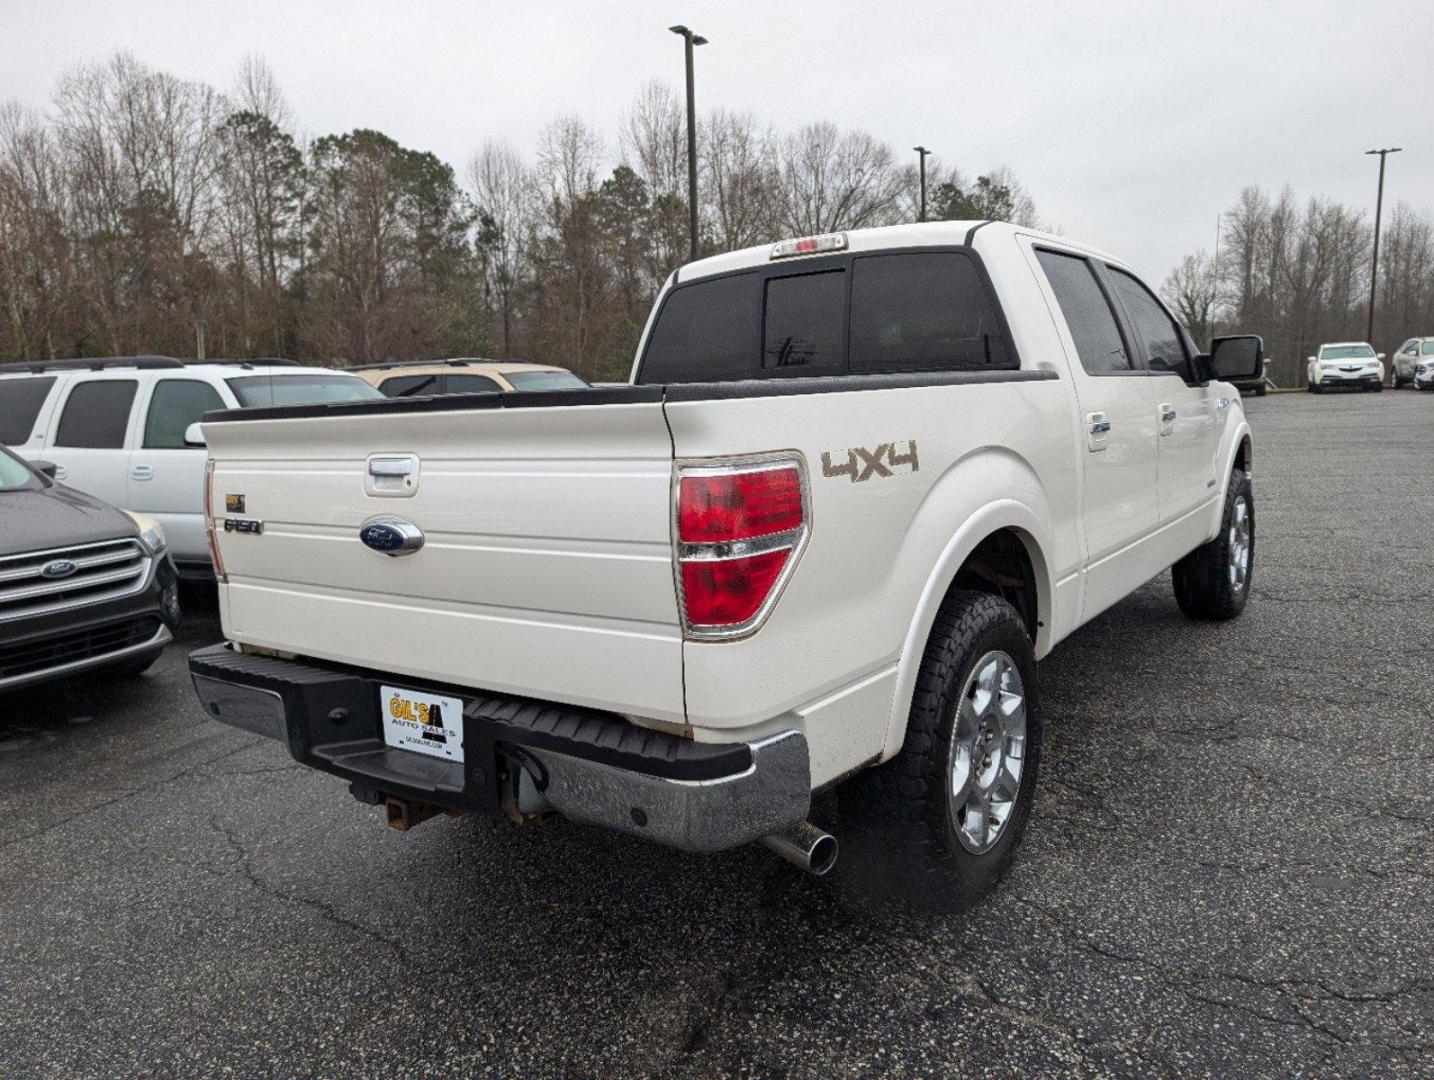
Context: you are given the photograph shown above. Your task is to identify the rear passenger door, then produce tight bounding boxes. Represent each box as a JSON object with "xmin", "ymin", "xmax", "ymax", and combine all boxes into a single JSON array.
[
  {"xmin": 1032, "ymin": 247, "xmax": 1160, "ymax": 621},
  {"xmin": 1104, "ymin": 266, "xmax": 1222, "ymax": 541},
  {"xmin": 42, "ymin": 376, "xmax": 141, "ymax": 506},
  {"xmin": 128, "ymin": 376, "xmax": 227, "ymax": 566}
]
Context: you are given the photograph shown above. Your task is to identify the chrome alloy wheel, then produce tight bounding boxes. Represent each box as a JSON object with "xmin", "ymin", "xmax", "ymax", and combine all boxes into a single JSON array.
[
  {"xmin": 949, "ymin": 651, "xmax": 1027, "ymax": 854},
  {"xmin": 1229, "ymin": 495, "xmax": 1252, "ymax": 592}
]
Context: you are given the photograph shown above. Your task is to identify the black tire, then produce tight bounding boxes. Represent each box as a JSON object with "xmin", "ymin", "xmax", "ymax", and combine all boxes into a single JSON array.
[
  {"xmin": 1173, "ymin": 468, "xmax": 1253, "ymax": 620},
  {"xmin": 100, "ymin": 648, "xmax": 163, "ymax": 681},
  {"xmin": 1369, "ymin": 382, "xmax": 1383, "ymax": 393},
  {"xmin": 1310, "ymin": 383, "xmax": 1323, "ymax": 394},
  {"xmin": 1254, "ymin": 383, "xmax": 1267, "ymax": 396},
  {"xmin": 839, "ymin": 591, "xmax": 1041, "ymax": 912}
]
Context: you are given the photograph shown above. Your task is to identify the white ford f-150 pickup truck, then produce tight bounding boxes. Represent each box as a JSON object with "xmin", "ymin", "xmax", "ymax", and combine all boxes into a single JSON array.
[{"xmin": 190, "ymin": 221, "xmax": 1260, "ymax": 908}]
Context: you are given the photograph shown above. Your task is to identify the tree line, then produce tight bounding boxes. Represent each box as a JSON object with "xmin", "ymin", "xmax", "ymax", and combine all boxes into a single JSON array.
[
  {"xmin": 1162, "ymin": 186, "xmax": 1434, "ymax": 387},
  {"xmin": 0, "ymin": 53, "xmax": 1037, "ymax": 380}
]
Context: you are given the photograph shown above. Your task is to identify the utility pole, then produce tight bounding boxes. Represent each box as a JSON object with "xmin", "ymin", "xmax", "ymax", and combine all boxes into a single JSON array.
[
  {"xmin": 669, "ymin": 25, "xmax": 707, "ymax": 261},
  {"xmin": 195, "ymin": 313, "xmax": 206, "ymax": 361},
  {"xmin": 913, "ymin": 146, "xmax": 931, "ymax": 222},
  {"xmin": 1365, "ymin": 147, "xmax": 1402, "ymax": 344}
]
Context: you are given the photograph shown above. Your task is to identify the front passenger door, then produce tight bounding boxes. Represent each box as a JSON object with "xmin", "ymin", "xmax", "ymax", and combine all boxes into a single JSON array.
[
  {"xmin": 1032, "ymin": 248, "xmax": 1160, "ymax": 622},
  {"xmin": 1104, "ymin": 266, "xmax": 1222, "ymax": 541}
]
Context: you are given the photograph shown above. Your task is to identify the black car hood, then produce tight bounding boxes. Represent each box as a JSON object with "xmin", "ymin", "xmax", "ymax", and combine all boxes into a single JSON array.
[{"xmin": 0, "ymin": 485, "xmax": 138, "ymax": 557}]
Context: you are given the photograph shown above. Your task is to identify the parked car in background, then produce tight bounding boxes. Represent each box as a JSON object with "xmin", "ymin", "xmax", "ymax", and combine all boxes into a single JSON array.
[
  {"xmin": 1232, "ymin": 351, "xmax": 1268, "ymax": 396},
  {"xmin": 1414, "ymin": 354, "xmax": 1434, "ymax": 392},
  {"xmin": 1389, "ymin": 337, "xmax": 1434, "ymax": 388},
  {"xmin": 0, "ymin": 358, "xmax": 382, "ymax": 579},
  {"xmin": 0, "ymin": 445, "xmax": 180, "ymax": 692},
  {"xmin": 353, "ymin": 359, "xmax": 589, "ymax": 397},
  {"xmin": 189, "ymin": 221, "xmax": 1260, "ymax": 909},
  {"xmin": 1306, "ymin": 342, "xmax": 1384, "ymax": 392}
]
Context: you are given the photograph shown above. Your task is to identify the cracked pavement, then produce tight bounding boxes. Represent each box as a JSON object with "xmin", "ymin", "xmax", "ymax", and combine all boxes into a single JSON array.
[{"xmin": 1, "ymin": 390, "xmax": 1430, "ymax": 1078}]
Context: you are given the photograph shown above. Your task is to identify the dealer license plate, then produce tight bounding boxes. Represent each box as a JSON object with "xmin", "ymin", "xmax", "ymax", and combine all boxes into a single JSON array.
[{"xmin": 380, "ymin": 685, "xmax": 465, "ymax": 763}]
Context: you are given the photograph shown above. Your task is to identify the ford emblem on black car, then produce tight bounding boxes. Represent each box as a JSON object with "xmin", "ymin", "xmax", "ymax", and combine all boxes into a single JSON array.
[
  {"xmin": 40, "ymin": 559, "xmax": 79, "ymax": 579},
  {"xmin": 359, "ymin": 516, "xmax": 425, "ymax": 556}
]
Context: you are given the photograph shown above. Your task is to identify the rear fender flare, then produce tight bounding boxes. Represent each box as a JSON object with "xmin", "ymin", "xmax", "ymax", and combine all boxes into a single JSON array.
[{"xmin": 879, "ymin": 498, "xmax": 1055, "ymax": 762}]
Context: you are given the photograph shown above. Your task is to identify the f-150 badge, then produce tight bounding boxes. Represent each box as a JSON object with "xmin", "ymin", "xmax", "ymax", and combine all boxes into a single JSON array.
[{"xmin": 821, "ymin": 441, "xmax": 919, "ymax": 483}]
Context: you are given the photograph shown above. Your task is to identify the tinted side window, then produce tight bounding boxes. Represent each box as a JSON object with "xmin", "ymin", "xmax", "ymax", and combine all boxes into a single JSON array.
[
  {"xmin": 763, "ymin": 270, "xmax": 846, "ymax": 372},
  {"xmin": 850, "ymin": 253, "xmax": 1011, "ymax": 373},
  {"xmin": 446, "ymin": 374, "xmax": 502, "ymax": 393},
  {"xmin": 1035, "ymin": 250, "xmax": 1132, "ymax": 374},
  {"xmin": 144, "ymin": 379, "xmax": 225, "ymax": 449},
  {"xmin": 379, "ymin": 374, "xmax": 442, "ymax": 397},
  {"xmin": 638, "ymin": 272, "xmax": 758, "ymax": 383},
  {"xmin": 503, "ymin": 370, "xmax": 589, "ymax": 391},
  {"xmin": 55, "ymin": 380, "xmax": 138, "ymax": 448},
  {"xmin": 1107, "ymin": 267, "xmax": 1191, "ymax": 379},
  {"xmin": 0, "ymin": 376, "xmax": 56, "ymax": 444}
]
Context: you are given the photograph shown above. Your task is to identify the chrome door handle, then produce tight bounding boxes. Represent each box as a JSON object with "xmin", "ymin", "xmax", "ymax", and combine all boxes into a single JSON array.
[
  {"xmin": 53, "ymin": 464, "xmax": 67, "ymax": 480},
  {"xmin": 130, "ymin": 464, "xmax": 154, "ymax": 481},
  {"xmin": 1160, "ymin": 407, "xmax": 1177, "ymax": 423},
  {"xmin": 368, "ymin": 458, "xmax": 414, "ymax": 477},
  {"xmin": 1086, "ymin": 411, "xmax": 1111, "ymax": 452},
  {"xmin": 1216, "ymin": 397, "xmax": 1232, "ymax": 410}
]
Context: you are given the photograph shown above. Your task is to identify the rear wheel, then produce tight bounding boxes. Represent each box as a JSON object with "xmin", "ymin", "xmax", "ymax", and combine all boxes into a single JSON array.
[
  {"xmin": 1173, "ymin": 469, "xmax": 1253, "ymax": 620},
  {"xmin": 1254, "ymin": 383, "xmax": 1267, "ymax": 396},
  {"xmin": 839, "ymin": 591, "xmax": 1041, "ymax": 912}
]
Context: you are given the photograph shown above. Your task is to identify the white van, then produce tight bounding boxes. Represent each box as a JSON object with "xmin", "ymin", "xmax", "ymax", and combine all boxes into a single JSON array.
[{"xmin": 0, "ymin": 358, "xmax": 381, "ymax": 577}]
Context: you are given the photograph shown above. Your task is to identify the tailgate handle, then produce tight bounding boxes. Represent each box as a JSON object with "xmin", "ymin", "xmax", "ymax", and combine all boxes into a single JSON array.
[{"xmin": 369, "ymin": 458, "xmax": 414, "ymax": 477}]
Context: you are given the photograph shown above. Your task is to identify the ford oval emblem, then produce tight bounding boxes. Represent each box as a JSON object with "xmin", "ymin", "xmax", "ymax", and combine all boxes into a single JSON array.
[
  {"xmin": 359, "ymin": 516, "xmax": 424, "ymax": 557},
  {"xmin": 41, "ymin": 559, "xmax": 79, "ymax": 579}
]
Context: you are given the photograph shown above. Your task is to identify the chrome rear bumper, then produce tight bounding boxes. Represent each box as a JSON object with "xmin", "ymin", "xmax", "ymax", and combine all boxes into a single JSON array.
[{"xmin": 189, "ymin": 643, "xmax": 810, "ymax": 853}]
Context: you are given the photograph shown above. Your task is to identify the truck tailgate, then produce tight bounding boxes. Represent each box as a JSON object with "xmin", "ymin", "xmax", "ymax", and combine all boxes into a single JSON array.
[{"xmin": 202, "ymin": 394, "xmax": 684, "ymax": 722}]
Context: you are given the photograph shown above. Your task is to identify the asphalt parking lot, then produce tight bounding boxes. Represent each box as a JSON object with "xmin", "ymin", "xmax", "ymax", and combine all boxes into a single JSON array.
[{"xmin": 2, "ymin": 390, "xmax": 1430, "ymax": 1079}]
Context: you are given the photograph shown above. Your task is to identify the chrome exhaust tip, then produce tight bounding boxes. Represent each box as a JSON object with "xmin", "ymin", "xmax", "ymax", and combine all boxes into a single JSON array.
[{"xmin": 760, "ymin": 820, "xmax": 838, "ymax": 876}]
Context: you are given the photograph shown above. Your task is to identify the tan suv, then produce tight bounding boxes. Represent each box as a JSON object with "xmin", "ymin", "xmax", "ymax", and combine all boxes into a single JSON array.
[{"xmin": 352, "ymin": 359, "xmax": 588, "ymax": 397}]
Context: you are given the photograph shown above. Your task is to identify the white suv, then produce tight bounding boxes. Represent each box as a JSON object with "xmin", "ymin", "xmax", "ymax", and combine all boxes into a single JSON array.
[
  {"xmin": 0, "ymin": 358, "xmax": 381, "ymax": 577},
  {"xmin": 1306, "ymin": 342, "xmax": 1385, "ymax": 392},
  {"xmin": 1389, "ymin": 337, "xmax": 1434, "ymax": 388}
]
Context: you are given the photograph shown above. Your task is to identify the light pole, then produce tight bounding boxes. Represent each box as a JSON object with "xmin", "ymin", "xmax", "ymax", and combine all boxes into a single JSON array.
[
  {"xmin": 669, "ymin": 25, "xmax": 707, "ymax": 261},
  {"xmin": 913, "ymin": 146, "xmax": 931, "ymax": 222},
  {"xmin": 1365, "ymin": 146, "xmax": 1401, "ymax": 344}
]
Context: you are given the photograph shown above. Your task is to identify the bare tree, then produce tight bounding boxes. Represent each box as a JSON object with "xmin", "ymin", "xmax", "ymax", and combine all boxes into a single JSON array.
[
  {"xmin": 467, "ymin": 139, "xmax": 534, "ymax": 356},
  {"xmin": 620, "ymin": 81, "xmax": 687, "ymax": 274},
  {"xmin": 775, "ymin": 122, "xmax": 905, "ymax": 234},
  {"xmin": 1162, "ymin": 250, "xmax": 1218, "ymax": 349},
  {"xmin": 702, "ymin": 108, "xmax": 778, "ymax": 250}
]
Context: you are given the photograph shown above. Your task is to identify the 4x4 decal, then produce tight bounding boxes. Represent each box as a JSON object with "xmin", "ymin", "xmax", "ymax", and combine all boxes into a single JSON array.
[{"xmin": 820, "ymin": 441, "xmax": 919, "ymax": 483}]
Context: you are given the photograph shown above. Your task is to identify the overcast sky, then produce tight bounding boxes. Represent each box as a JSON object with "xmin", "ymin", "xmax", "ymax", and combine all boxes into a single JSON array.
[{"xmin": 3, "ymin": 0, "xmax": 1430, "ymax": 282}]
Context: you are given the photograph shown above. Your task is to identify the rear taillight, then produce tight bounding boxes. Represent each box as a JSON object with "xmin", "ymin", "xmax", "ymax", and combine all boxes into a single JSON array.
[
  {"xmin": 674, "ymin": 458, "xmax": 808, "ymax": 638},
  {"xmin": 204, "ymin": 459, "xmax": 227, "ymax": 584}
]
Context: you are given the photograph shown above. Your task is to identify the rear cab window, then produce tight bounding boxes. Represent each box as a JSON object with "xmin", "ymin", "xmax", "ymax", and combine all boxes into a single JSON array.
[
  {"xmin": 637, "ymin": 247, "xmax": 1017, "ymax": 384},
  {"xmin": 0, "ymin": 376, "xmax": 56, "ymax": 445}
]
